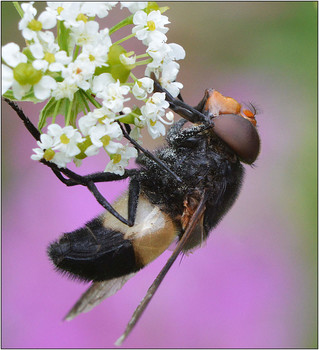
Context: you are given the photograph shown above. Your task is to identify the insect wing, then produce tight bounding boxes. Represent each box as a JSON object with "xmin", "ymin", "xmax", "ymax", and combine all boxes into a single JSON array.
[
  {"xmin": 64, "ymin": 273, "xmax": 136, "ymax": 321},
  {"xmin": 115, "ymin": 191, "xmax": 208, "ymax": 346}
]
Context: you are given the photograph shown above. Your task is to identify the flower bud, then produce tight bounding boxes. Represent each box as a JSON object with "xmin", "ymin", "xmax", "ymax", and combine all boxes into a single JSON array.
[{"xmin": 13, "ymin": 62, "xmax": 42, "ymax": 85}]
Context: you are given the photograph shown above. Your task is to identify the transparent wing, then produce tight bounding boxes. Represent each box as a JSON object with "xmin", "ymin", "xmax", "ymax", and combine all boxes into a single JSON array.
[
  {"xmin": 115, "ymin": 190, "xmax": 208, "ymax": 346},
  {"xmin": 64, "ymin": 273, "xmax": 136, "ymax": 321}
]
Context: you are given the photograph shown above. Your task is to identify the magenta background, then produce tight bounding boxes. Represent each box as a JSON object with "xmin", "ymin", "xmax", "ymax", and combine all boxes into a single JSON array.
[{"xmin": 2, "ymin": 2, "xmax": 317, "ymax": 348}]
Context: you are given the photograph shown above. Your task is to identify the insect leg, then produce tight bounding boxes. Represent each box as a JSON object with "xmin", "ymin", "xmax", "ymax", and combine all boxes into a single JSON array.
[
  {"xmin": 151, "ymin": 73, "xmax": 211, "ymax": 125},
  {"xmin": 5, "ymin": 98, "xmax": 141, "ymax": 225},
  {"xmin": 118, "ymin": 122, "xmax": 182, "ymax": 183},
  {"xmin": 115, "ymin": 190, "xmax": 209, "ymax": 346},
  {"xmin": 127, "ymin": 178, "xmax": 140, "ymax": 226}
]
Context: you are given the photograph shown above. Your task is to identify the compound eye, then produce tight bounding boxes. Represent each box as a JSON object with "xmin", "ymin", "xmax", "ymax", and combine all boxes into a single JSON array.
[{"xmin": 213, "ymin": 114, "xmax": 260, "ymax": 164}]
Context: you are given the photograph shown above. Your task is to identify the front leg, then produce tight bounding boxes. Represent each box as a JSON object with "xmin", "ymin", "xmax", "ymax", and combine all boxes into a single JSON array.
[{"xmin": 151, "ymin": 73, "xmax": 212, "ymax": 125}]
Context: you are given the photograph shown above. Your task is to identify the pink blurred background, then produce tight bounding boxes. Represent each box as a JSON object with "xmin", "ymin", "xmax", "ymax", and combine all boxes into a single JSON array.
[{"xmin": 2, "ymin": 2, "xmax": 317, "ymax": 348}]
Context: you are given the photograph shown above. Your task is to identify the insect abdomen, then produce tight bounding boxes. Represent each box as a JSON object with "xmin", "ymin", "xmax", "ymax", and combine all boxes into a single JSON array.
[
  {"xmin": 48, "ymin": 217, "xmax": 140, "ymax": 282},
  {"xmin": 48, "ymin": 193, "xmax": 179, "ymax": 282}
]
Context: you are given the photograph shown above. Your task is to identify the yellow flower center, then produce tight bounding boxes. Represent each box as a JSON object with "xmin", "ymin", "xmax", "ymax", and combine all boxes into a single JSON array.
[
  {"xmin": 98, "ymin": 116, "xmax": 107, "ymax": 124},
  {"xmin": 76, "ymin": 13, "xmax": 88, "ymax": 22},
  {"xmin": 89, "ymin": 54, "xmax": 95, "ymax": 61},
  {"xmin": 43, "ymin": 149, "xmax": 55, "ymax": 161},
  {"xmin": 112, "ymin": 154, "xmax": 122, "ymax": 164},
  {"xmin": 150, "ymin": 119, "xmax": 157, "ymax": 126},
  {"xmin": 44, "ymin": 52, "xmax": 55, "ymax": 63},
  {"xmin": 147, "ymin": 20, "xmax": 156, "ymax": 31},
  {"xmin": 57, "ymin": 7, "xmax": 64, "ymax": 15},
  {"xmin": 101, "ymin": 135, "xmax": 111, "ymax": 146},
  {"xmin": 28, "ymin": 19, "xmax": 42, "ymax": 31},
  {"xmin": 60, "ymin": 134, "xmax": 70, "ymax": 144}
]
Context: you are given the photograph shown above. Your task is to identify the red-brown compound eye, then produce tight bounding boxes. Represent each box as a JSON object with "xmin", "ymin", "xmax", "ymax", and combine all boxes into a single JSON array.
[{"xmin": 213, "ymin": 113, "xmax": 260, "ymax": 164}]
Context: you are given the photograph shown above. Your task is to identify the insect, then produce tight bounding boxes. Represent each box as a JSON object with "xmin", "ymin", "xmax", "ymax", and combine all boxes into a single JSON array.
[{"xmin": 5, "ymin": 74, "xmax": 260, "ymax": 345}]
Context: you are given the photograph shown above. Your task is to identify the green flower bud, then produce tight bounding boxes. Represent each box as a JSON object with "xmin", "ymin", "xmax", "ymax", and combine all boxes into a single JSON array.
[
  {"xmin": 95, "ymin": 44, "xmax": 130, "ymax": 83},
  {"xmin": 13, "ymin": 63, "xmax": 42, "ymax": 85}
]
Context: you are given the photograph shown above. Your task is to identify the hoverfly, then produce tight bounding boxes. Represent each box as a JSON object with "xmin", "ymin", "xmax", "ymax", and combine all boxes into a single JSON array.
[{"xmin": 5, "ymin": 74, "xmax": 260, "ymax": 345}]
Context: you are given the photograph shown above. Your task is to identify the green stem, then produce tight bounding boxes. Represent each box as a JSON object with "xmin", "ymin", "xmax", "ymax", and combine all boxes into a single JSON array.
[
  {"xmin": 109, "ymin": 14, "xmax": 134, "ymax": 35},
  {"xmin": 129, "ymin": 72, "xmax": 138, "ymax": 82},
  {"xmin": 73, "ymin": 45, "xmax": 80, "ymax": 60},
  {"xmin": 113, "ymin": 33, "xmax": 136, "ymax": 46},
  {"xmin": 79, "ymin": 89, "xmax": 91, "ymax": 113},
  {"xmin": 135, "ymin": 58, "xmax": 153, "ymax": 66},
  {"xmin": 83, "ymin": 90, "xmax": 102, "ymax": 108},
  {"xmin": 135, "ymin": 53, "xmax": 149, "ymax": 59},
  {"xmin": 52, "ymin": 99, "xmax": 61, "ymax": 124},
  {"xmin": 13, "ymin": 2, "xmax": 24, "ymax": 18},
  {"xmin": 65, "ymin": 100, "xmax": 73, "ymax": 126}
]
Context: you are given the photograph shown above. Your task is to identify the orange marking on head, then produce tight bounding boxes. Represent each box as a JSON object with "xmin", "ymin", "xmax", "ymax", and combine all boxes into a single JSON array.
[
  {"xmin": 242, "ymin": 109, "xmax": 255, "ymax": 118},
  {"xmin": 205, "ymin": 90, "xmax": 258, "ymax": 127},
  {"xmin": 205, "ymin": 90, "xmax": 242, "ymax": 116}
]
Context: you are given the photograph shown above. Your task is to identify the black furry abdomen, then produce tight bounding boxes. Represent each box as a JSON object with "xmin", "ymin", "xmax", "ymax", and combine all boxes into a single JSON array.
[{"xmin": 48, "ymin": 216, "xmax": 139, "ymax": 282}]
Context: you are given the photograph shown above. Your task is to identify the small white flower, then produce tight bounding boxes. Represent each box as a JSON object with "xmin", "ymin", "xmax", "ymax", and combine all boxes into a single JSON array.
[
  {"xmin": 105, "ymin": 145, "xmax": 138, "ymax": 175},
  {"xmin": 78, "ymin": 108, "xmax": 117, "ymax": 137},
  {"xmin": 132, "ymin": 77, "xmax": 154, "ymax": 100},
  {"xmin": 78, "ymin": 113, "xmax": 98, "ymax": 137},
  {"xmin": 146, "ymin": 118, "xmax": 166, "ymax": 139},
  {"xmin": 30, "ymin": 41, "xmax": 72, "ymax": 72},
  {"xmin": 121, "ymin": 2, "xmax": 147, "ymax": 13},
  {"xmin": 2, "ymin": 42, "xmax": 57, "ymax": 100},
  {"xmin": 92, "ymin": 73, "xmax": 115, "ymax": 94},
  {"xmin": 2, "ymin": 64, "xmax": 14, "ymax": 93},
  {"xmin": 96, "ymin": 28, "xmax": 113, "ymax": 48},
  {"xmin": 140, "ymin": 92, "xmax": 171, "ymax": 139},
  {"xmin": 46, "ymin": 3, "xmax": 82, "ymax": 29},
  {"xmin": 62, "ymin": 58, "xmax": 95, "ymax": 91},
  {"xmin": 31, "ymin": 124, "xmax": 81, "ymax": 167},
  {"xmin": 81, "ymin": 2, "xmax": 118, "ymax": 18},
  {"xmin": 70, "ymin": 20, "xmax": 100, "ymax": 47},
  {"xmin": 31, "ymin": 133, "xmax": 56, "ymax": 161},
  {"xmin": 93, "ymin": 77, "xmax": 130, "ymax": 113},
  {"xmin": 2, "ymin": 43, "xmax": 28, "ymax": 96},
  {"xmin": 47, "ymin": 124, "xmax": 84, "ymax": 158},
  {"xmin": 132, "ymin": 10, "xmax": 169, "ymax": 45},
  {"xmin": 79, "ymin": 43, "xmax": 110, "ymax": 69},
  {"xmin": 51, "ymin": 79, "xmax": 79, "ymax": 101},
  {"xmin": 119, "ymin": 53, "xmax": 136, "ymax": 68},
  {"xmin": 140, "ymin": 92, "xmax": 169, "ymax": 120},
  {"xmin": 167, "ymin": 43, "xmax": 186, "ymax": 61},
  {"xmin": 146, "ymin": 42, "xmax": 185, "ymax": 72},
  {"xmin": 19, "ymin": 3, "xmax": 57, "ymax": 41},
  {"xmin": 86, "ymin": 120, "xmax": 123, "ymax": 156},
  {"xmin": 159, "ymin": 61, "xmax": 183, "ymax": 98},
  {"xmin": 146, "ymin": 41, "xmax": 171, "ymax": 69},
  {"xmin": 2, "ymin": 42, "xmax": 28, "ymax": 68},
  {"xmin": 33, "ymin": 75, "xmax": 57, "ymax": 100}
]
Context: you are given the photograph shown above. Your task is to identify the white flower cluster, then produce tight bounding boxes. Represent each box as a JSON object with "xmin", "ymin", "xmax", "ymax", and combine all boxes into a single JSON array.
[{"xmin": 2, "ymin": 2, "xmax": 185, "ymax": 175}]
